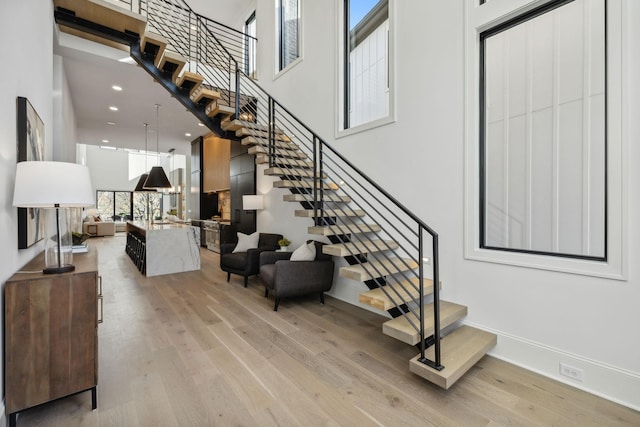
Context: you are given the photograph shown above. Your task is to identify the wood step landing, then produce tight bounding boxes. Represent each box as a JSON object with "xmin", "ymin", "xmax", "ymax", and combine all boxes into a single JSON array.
[
  {"xmin": 283, "ymin": 193, "xmax": 351, "ymax": 203},
  {"xmin": 382, "ymin": 301, "xmax": 467, "ymax": 345},
  {"xmin": 309, "ymin": 223, "xmax": 382, "ymax": 237},
  {"xmin": 249, "ymin": 145, "xmax": 306, "ymax": 159},
  {"xmin": 409, "ymin": 325, "xmax": 497, "ymax": 389},
  {"xmin": 206, "ymin": 102, "xmax": 235, "ymax": 118},
  {"xmin": 295, "ymin": 208, "xmax": 365, "ymax": 218},
  {"xmin": 323, "ymin": 239, "xmax": 400, "ymax": 257},
  {"xmin": 340, "ymin": 257, "xmax": 418, "ymax": 282},
  {"xmin": 191, "ymin": 87, "xmax": 221, "ymax": 107},
  {"xmin": 359, "ymin": 278, "xmax": 438, "ymax": 310},
  {"xmin": 54, "ymin": 0, "xmax": 147, "ymax": 51}
]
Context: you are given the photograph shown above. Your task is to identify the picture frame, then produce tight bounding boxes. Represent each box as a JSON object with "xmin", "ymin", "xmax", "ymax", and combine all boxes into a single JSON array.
[{"xmin": 17, "ymin": 96, "xmax": 45, "ymax": 249}]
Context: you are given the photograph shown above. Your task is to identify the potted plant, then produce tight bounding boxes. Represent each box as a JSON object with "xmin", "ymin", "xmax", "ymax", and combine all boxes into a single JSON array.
[{"xmin": 278, "ymin": 238, "xmax": 291, "ymax": 251}]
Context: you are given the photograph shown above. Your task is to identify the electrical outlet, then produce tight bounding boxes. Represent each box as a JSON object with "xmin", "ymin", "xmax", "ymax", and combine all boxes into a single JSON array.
[{"xmin": 559, "ymin": 363, "xmax": 584, "ymax": 382}]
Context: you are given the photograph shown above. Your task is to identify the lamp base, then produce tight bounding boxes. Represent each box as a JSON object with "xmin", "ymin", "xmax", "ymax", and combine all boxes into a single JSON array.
[{"xmin": 43, "ymin": 264, "xmax": 75, "ymax": 274}]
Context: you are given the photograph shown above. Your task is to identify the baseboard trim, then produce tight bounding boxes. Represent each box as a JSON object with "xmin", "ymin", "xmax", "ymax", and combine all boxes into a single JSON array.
[{"xmin": 465, "ymin": 321, "xmax": 640, "ymax": 411}]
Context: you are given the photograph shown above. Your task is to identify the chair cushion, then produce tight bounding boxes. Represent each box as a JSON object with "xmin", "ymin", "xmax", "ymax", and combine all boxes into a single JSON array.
[
  {"xmin": 221, "ymin": 252, "xmax": 248, "ymax": 270},
  {"xmin": 233, "ymin": 231, "xmax": 259, "ymax": 253},
  {"xmin": 290, "ymin": 241, "xmax": 316, "ymax": 261},
  {"xmin": 259, "ymin": 264, "xmax": 277, "ymax": 288}
]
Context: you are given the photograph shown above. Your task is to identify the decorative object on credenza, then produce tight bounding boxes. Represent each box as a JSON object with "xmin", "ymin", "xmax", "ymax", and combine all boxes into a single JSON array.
[
  {"xmin": 278, "ymin": 237, "xmax": 291, "ymax": 252},
  {"xmin": 16, "ymin": 96, "xmax": 45, "ymax": 249},
  {"xmin": 242, "ymin": 194, "xmax": 264, "ymax": 211},
  {"xmin": 13, "ymin": 161, "xmax": 95, "ymax": 274},
  {"xmin": 143, "ymin": 104, "xmax": 172, "ymax": 189}
]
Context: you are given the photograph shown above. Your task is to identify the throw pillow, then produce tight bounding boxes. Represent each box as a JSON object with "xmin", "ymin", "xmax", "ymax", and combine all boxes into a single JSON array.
[
  {"xmin": 232, "ymin": 231, "xmax": 260, "ymax": 253},
  {"xmin": 290, "ymin": 241, "xmax": 316, "ymax": 261}
]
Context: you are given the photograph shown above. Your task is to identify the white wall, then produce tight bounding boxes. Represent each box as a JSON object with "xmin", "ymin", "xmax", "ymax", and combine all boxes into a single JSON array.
[
  {"xmin": 53, "ymin": 55, "xmax": 78, "ymax": 163},
  {"xmin": 0, "ymin": 0, "xmax": 54, "ymax": 418},
  {"xmin": 215, "ymin": 0, "xmax": 640, "ymax": 409}
]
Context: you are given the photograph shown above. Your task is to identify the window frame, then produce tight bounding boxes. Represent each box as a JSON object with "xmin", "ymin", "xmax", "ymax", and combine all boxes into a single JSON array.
[
  {"xmin": 463, "ymin": 0, "xmax": 627, "ymax": 280},
  {"xmin": 277, "ymin": 0, "xmax": 301, "ymax": 73},
  {"xmin": 337, "ymin": 0, "xmax": 396, "ymax": 137},
  {"xmin": 244, "ymin": 11, "xmax": 257, "ymax": 78}
]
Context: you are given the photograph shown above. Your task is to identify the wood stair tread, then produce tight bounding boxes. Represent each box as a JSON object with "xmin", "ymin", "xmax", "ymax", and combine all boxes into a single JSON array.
[
  {"xmin": 191, "ymin": 87, "xmax": 221, "ymax": 106},
  {"xmin": 309, "ymin": 223, "xmax": 382, "ymax": 237},
  {"xmin": 176, "ymin": 71, "xmax": 204, "ymax": 95},
  {"xmin": 156, "ymin": 50, "xmax": 186, "ymax": 82},
  {"xmin": 274, "ymin": 180, "xmax": 339, "ymax": 190},
  {"xmin": 249, "ymin": 145, "xmax": 306, "ymax": 159},
  {"xmin": 237, "ymin": 128, "xmax": 291, "ymax": 141},
  {"xmin": 265, "ymin": 167, "xmax": 326, "ymax": 178},
  {"xmin": 140, "ymin": 31, "xmax": 167, "ymax": 67},
  {"xmin": 323, "ymin": 239, "xmax": 399, "ymax": 257},
  {"xmin": 359, "ymin": 278, "xmax": 437, "ymax": 310},
  {"xmin": 409, "ymin": 325, "xmax": 497, "ymax": 389},
  {"xmin": 206, "ymin": 102, "xmax": 235, "ymax": 117},
  {"xmin": 222, "ymin": 119, "xmax": 285, "ymax": 134},
  {"xmin": 340, "ymin": 257, "xmax": 418, "ymax": 282},
  {"xmin": 295, "ymin": 208, "xmax": 365, "ymax": 218},
  {"xmin": 382, "ymin": 301, "xmax": 467, "ymax": 345},
  {"xmin": 255, "ymin": 155, "xmax": 314, "ymax": 168},
  {"xmin": 283, "ymin": 193, "xmax": 351, "ymax": 203},
  {"xmin": 242, "ymin": 135, "xmax": 298, "ymax": 150}
]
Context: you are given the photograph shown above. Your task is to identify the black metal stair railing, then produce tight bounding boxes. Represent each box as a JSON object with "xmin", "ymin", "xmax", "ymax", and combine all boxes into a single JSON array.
[{"xmin": 137, "ymin": 0, "xmax": 444, "ymax": 370}]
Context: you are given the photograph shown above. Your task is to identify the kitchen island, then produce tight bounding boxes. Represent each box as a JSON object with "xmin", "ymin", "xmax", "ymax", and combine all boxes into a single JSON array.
[{"xmin": 126, "ymin": 221, "xmax": 200, "ymax": 277}]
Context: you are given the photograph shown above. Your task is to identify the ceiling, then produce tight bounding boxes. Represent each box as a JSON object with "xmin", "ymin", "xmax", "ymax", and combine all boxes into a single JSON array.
[{"xmin": 54, "ymin": 0, "xmax": 253, "ymax": 155}]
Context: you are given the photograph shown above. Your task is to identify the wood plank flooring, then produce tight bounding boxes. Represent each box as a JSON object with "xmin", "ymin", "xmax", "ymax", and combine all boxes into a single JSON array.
[{"xmin": 14, "ymin": 235, "xmax": 640, "ymax": 426}]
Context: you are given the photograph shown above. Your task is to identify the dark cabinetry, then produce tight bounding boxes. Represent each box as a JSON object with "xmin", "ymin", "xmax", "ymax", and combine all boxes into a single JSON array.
[
  {"xmin": 190, "ymin": 136, "xmax": 219, "ymax": 220},
  {"xmin": 230, "ymin": 140, "xmax": 256, "ymax": 235}
]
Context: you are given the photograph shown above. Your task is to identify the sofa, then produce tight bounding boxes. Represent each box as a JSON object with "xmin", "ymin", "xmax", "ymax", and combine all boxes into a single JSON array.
[
  {"xmin": 259, "ymin": 241, "xmax": 335, "ymax": 311},
  {"xmin": 83, "ymin": 220, "xmax": 116, "ymax": 237}
]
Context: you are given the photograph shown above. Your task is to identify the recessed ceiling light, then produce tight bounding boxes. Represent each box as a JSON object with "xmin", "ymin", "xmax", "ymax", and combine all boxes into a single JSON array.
[
  {"xmin": 100, "ymin": 146, "xmax": 117, "ymax": 150},
  {"xmin": 107, "ymin": 121, "xmax": 116, "ymax": 125},
  {"xmin": 109, "ymin": 106, "xmax": 118, "ymax": 111},
  {"xmin": 112, "ymin": 85, "xmax": 123, "ymax": 91},
  {"xmin": 102, "ymin": 139, "xmax": 109, "ymax": 143},
  {"xmin": 185, "ymin": 133, "xmax": 192, "ymax": 137},
  {"xmin": 198, "ymin": 123, "xmax": 204, "ymax": 127}
]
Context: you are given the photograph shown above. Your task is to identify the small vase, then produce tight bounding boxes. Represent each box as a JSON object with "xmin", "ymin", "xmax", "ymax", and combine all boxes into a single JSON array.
[{"xmin": 280, "ymin": 246, "xmax": 289, "ymax": 252}]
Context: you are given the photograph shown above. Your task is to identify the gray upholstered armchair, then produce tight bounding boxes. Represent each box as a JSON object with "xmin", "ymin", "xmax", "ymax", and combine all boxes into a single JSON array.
[
  {"xmin": 259, "ymin": 241, "xmax": 335, "ymax": 311},
  {"xmin": 220, "ymin": 232, "xmax": 282, "ymax": 286}
]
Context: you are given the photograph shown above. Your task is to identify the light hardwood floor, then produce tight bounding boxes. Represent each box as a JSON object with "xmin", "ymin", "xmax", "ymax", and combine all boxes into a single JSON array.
[{"xmin": 14, "ymin": 235, "xmax": 640, "ymax": 426}]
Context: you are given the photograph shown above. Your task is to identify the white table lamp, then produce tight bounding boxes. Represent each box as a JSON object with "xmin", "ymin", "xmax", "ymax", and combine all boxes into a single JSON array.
[{"xmin": 13, "ymin": 161, "xmax": 95, "ymax": 274}]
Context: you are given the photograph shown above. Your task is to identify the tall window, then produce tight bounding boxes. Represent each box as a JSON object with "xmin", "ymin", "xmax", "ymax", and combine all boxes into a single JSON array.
[
  {"xmin": 245, "ymin": 11, "xmax": 257, "ymax": 78},
  {"xmin": 278, "ymin": 0, "xmax": 299, "ymax": 71},
  {"xmin": 96, "ymin": 191, "xmax": 134, "ymax": 221},
  {"xmin": 480, "ymin": 0, "xmax": 606, "ymax": 260}
]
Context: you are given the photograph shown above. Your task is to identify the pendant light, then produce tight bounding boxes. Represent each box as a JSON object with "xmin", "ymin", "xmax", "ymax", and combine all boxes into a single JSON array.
[
  {"xmin": 134, "ymin": 123, "xmax": 151, "ymax": 191},
  {"xmin": 143, "ymin": 104, "xmax": 172, "ymax": 189}
]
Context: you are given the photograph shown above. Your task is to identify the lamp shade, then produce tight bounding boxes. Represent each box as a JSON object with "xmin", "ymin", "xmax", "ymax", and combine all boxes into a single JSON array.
[
  {"xmin": 242, "ymin": 194, "xmax": 264, "ymax": 210},
  {"xmin": 13, "ymin": 161, "xmax": 95, "ymax": 208},
  {"xmin": 134, "ymin": 173, "xmax": 152, "ymax": 192},
  {"xmin": 143, "ymin": 166, "xmax": 172, "ymax": 189}
]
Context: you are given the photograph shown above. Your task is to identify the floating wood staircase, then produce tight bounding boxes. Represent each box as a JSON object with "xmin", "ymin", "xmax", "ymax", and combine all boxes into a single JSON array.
[{"xmin": 52, "ymin": 0, "xmax": 496, "ymax": 390}]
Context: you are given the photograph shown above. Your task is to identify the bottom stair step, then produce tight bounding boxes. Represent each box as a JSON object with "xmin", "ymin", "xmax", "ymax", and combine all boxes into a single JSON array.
[
  {"xmin": 409, "ymin": 325, "xmax": 497, "ymax": 389},
  {"xmin": 382, "ymin": 301, "xmax": 467, "ymax": 345}
]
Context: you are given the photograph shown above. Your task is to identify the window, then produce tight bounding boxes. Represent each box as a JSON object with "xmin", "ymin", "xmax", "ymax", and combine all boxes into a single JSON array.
[
  {"xmin": 342, "ymin": 0, "xmax": 391, "ymax": 130},
  {"xmin": 133, "ymin": 192, "xmax": 163, "ymax": 221},
  {"xmin": 464, "ymin": 0, "xmax": 626, "ymax": 278},
  {"xmin": 245, "ymin": 11, "xmax": 257, "ymax": 78},
  {"xmin": 96, "ymin": 190, "xmax": 134, "ymax": 221},
  {"xmin": 480, "ymin": 0, "xmax": 606, "ymax": 260},
  {"xmin": 278, "ymin": 0, "xmax": 299, "ymax": 71}
]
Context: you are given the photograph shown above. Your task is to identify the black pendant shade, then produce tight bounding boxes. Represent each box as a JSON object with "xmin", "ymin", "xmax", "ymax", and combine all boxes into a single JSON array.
[
  {"xmin": 143, "ymin": 166, "xmax": 172, "ymax": 189},
  {"xmin": 134, "ymin": 173, "xmax": 150, "ymax": 192}
]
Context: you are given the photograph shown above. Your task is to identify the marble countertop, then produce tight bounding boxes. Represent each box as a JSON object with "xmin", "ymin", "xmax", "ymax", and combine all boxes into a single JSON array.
[{"xmin": 127, "ymin": 220, "xmax": 196, "ymax": 231}]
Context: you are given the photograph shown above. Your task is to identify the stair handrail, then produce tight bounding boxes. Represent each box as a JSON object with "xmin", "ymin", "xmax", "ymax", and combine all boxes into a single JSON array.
[{"xmin": 137, "ymin": 0, "xmax": 443, "ymax": 370}]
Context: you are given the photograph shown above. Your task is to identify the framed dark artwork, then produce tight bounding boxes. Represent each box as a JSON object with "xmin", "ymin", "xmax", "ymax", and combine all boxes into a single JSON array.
[{"xmin": 17, "ymin": 96, "xmax": 45, "ymax": 249}]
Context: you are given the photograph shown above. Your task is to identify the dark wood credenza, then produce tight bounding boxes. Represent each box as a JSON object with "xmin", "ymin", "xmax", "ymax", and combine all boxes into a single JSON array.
[{"xmin": 4, "ymin": 247, "xmax": 101, "ymax": 426}]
